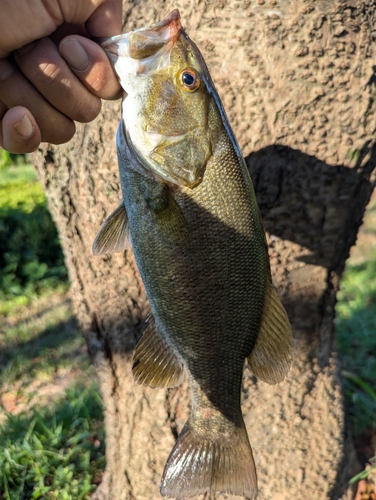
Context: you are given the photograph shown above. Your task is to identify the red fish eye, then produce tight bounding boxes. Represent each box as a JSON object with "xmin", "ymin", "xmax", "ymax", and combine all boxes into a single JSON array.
[{"xmin": 179, "ymin": 69, "xmax": 200, "ymax": 92}]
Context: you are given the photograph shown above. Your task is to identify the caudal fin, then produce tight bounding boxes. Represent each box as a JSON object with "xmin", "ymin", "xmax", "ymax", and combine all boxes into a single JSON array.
[{"xmin": 160, "ymin": 421, "xmax": 257, "ymax": 499}]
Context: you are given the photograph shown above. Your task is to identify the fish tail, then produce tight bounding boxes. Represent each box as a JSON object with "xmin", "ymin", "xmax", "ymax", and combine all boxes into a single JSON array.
[{"xmin": 160, "ymin": 419, "xmax": 257, "ymax": 499}]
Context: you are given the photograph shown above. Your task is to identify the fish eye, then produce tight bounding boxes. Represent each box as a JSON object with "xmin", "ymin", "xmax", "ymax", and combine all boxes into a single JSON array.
[{"xmin": 178, "ymin": 69, "xmax": 200, "ymax": 92}]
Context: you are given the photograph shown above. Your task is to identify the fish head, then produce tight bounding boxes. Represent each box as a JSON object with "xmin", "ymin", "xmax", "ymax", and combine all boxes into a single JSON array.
[{"xmin": 102, "ymin": 10, "xmax": 222, "ymax": 188}]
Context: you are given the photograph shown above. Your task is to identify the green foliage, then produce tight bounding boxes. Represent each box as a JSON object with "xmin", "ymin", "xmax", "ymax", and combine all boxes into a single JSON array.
[
  {"xmin": 349, "ymin": 456, "xmax": 376, "ymax": 484},
  {"xmin": 0, "ymin": 149, "xmax": 12, "ymax": 170},
  {"xmin": 0, "ymin": 165, "xmax": 68, "ymax": 299},
  {"xmin": 0, "ymin": 290, "xmax": 99, "ymax": 497},
  {"xmin": 0, "ymin": 165, "xmax": 39, "ymax": 185},
  {"xmin": 345, "ymin": 148, "xmax": 361, "ymax": 164},
  {"xmin": 0, "ymin": 164, "xmax": 100, "ymax": 497},
  {"xmin": 0, "ymin": 385, "xmax": 105, "ymax": 500},
  {"xmin": 0, "ymin": 148, "xmax": 27, "ymax": 170},
  {"xmin": 336, "ymin": 250, "xmax": 376, "ymax": 435}
]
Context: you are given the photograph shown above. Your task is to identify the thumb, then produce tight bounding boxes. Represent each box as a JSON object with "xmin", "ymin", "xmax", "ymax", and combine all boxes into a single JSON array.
[{"xmin": 0, "ymin": 106, "xmax": 42, "ymax": 154}]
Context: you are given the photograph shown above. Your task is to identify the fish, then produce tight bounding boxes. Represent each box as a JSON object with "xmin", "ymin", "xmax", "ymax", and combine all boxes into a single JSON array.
[{"xmin": 93, "ymin": 9, "xmax": 293, "ymax": 499}]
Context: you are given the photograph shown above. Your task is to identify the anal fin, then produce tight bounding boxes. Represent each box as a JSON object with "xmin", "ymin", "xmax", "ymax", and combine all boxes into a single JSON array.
[
  {"xmin": 132, "ymin": 317, "xmax": 185, "ymax": 388},
  {"xmin": 92, "ymin": 202, "xmax": 130, "ymax": 255},
  {"xmin": 248, "ymin": 284, "xmax": 293, "ymax": 384}
]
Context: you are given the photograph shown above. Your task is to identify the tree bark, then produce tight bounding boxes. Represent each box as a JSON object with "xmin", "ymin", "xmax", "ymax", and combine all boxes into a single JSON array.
[{"xmin": 33, "ymin": 1, "xmax": 376, "ymax": 498}]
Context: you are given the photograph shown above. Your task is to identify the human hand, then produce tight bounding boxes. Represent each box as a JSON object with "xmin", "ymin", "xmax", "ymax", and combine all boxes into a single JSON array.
[{"xmin": 0, "ymin": 0, "xmax": 122, "ymax": 153}]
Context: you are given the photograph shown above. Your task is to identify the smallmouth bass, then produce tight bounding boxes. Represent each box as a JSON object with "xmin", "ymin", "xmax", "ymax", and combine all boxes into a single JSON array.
[{"xmin": 94, "ymin": 10, "xmax": 293, "ymax": 499}]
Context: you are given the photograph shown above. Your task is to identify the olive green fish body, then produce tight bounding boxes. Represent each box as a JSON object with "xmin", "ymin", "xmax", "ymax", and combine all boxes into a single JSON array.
[
  {"xmin": 121, "ymin": 130, "xmax": 268, "ymax": 364},
  {"xmin": 118, "ymin": 121, "xmax": 263, "ymax": 497},
  {"xmin": 95, "ymin": 10, "xmax": 293, "ymax": 499}
]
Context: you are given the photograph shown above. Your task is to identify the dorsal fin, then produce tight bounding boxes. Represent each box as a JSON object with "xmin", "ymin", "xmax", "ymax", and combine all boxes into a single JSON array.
[
  {"xmin": 247, "ymin": 284, "xmax": 293, "ymax": 385},
  {"xmin": 92, "ymin": 203, "xmax": 130, "ymax": 255},
  {"xmin": 132, "ymin": 316, "xmax": 185, "ymax": 388}
]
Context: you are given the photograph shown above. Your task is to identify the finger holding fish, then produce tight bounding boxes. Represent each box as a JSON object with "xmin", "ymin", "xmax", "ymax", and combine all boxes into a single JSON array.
[{"xmin": 0, "ymin": 29, "xmax": 121, "ymax": 153}]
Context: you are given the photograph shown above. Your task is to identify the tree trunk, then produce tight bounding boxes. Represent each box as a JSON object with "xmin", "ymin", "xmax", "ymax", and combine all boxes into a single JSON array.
[{"xmin": 33, "ymin": 1, "xmax": 376, "ymax": 498}]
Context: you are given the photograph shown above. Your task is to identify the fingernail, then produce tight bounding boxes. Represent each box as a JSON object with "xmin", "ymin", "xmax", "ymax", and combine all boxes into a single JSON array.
[
  {"xmin": 60, "ymin": 39, "xmax": 90, "ymax": 72},
  {"xmin": 14, "ymin": 114, "xmax": 34, "ymax": 139}
]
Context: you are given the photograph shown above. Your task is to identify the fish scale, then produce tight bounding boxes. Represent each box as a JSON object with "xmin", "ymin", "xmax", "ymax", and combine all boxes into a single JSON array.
[{"xmin": 94, "ymin": 9, "xmax": 293, "ymax": 499}]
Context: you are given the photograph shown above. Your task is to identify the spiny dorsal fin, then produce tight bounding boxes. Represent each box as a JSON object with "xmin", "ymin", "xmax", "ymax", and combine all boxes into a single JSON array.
[
  {"xmin": 92, "ymin": 203, "xmax": 130, "ymax": 256},
  {"xmin": 161, "ymin": 421, "xmax": 257, "ymax": 498},
  {"xmin": 248, "ymin": 284, "xmax": 293, "ymax": 385},
  {"xmin": 132, "ymin": 317, "xmax": 185, "ymax": 388}
]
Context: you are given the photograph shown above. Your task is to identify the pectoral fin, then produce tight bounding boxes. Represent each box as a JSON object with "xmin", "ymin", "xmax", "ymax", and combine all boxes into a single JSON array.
[
  {"xmin": 132, "ymin": 316, "xmax": 185, "ymax": 388},
  {"xmin": 148, "ymin": 188, "xmax": 191, "ymax": 245},
  {"xmin": 247, "ymin": 285, "xmax": 293, "ymax": 384},
  {"xmin": 92, "ymin": 203, "xmax": 130, "ymax": 256}
]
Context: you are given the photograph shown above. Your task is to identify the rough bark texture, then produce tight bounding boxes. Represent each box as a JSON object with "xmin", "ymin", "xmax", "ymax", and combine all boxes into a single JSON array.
[{"xmin": 32, "ymin": 1, "xmax": 376, "ymax": 499}]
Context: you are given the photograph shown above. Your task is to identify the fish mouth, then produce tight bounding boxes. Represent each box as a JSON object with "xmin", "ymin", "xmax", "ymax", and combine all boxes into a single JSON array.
[{"xmin": 101, "ymin": 9, "xmax": 183, "ymax": 63}]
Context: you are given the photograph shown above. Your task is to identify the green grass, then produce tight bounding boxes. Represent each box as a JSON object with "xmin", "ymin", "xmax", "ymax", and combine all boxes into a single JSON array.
[
  {"xmin": 0, "ymin": 283, "xmax": 69, "ymax": 318},
  {"xmin": 0, "ymin": 289, "xmax": 88, "ymax": 389},
  {"xmin": 336, "ymin": 196, "xmax": 376, "ymax": 488},
  {"xmin": 0, "ymin": 288, "xmax": 103, "ymax": 499},
  {"xmin": 0, "ymin": 165, "xmax": 38, "ymax": 186},
  {"xmin": 0, "ymin": 164, "xmax": 68, "ymax": 301},
  {"xmin": 0, "ymin": 385, "xmax": 105, "ymax": 500},
  {"xmin": 336, "ymin": 250, "xmax": 376, "ymax": 436},
  {"xmin": 0, "ymin": 164, "xmax": 43, "ymax": 210},
  {"xmin": 349, "ymin": 455, "xmax": 376, "ymax": 485},
  {"xmin": 0, "ymin": 149, "xmax": 27, "ymax": 171},
  {"xmin": 0, "ymin": 159, "xmax": 104, "ymax": 499}
]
